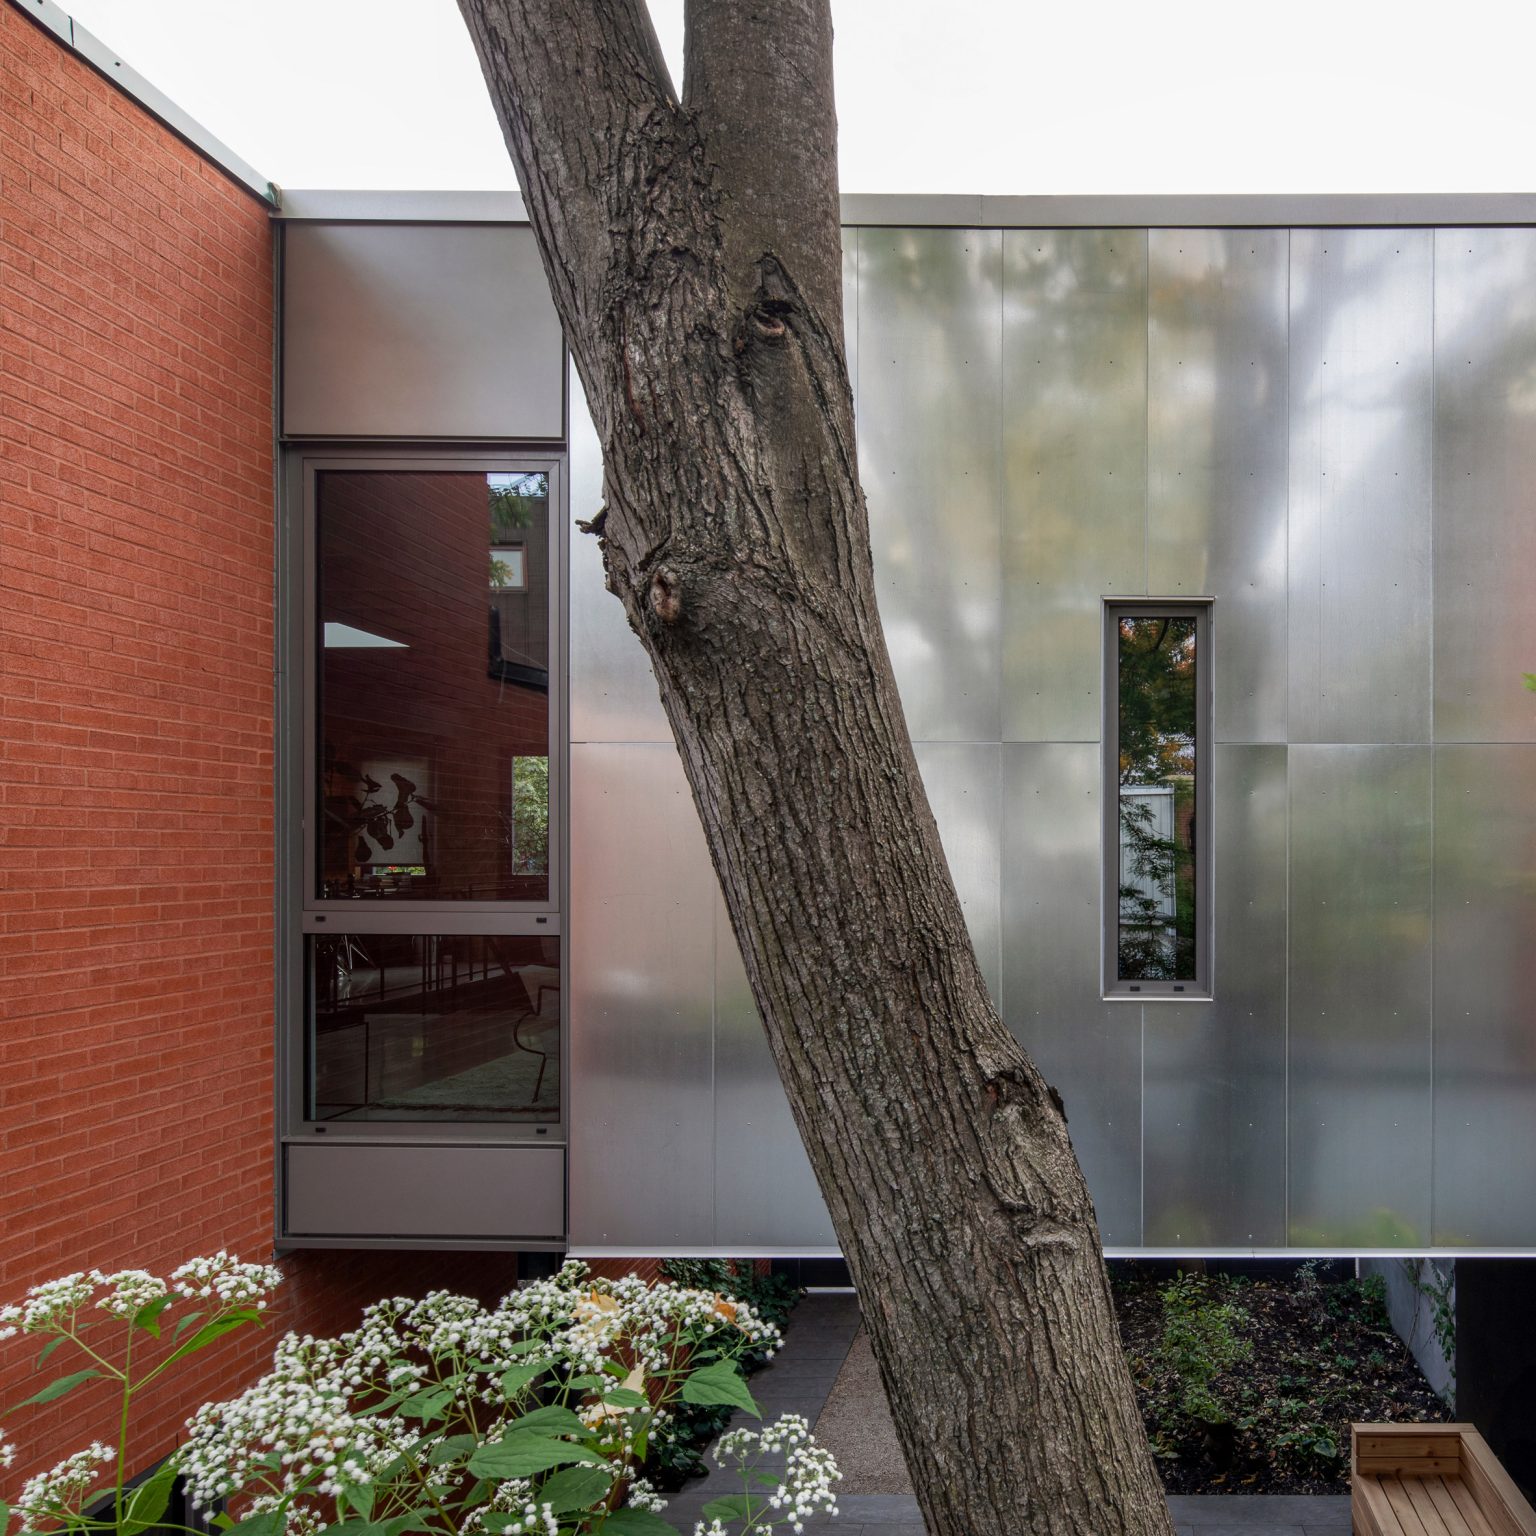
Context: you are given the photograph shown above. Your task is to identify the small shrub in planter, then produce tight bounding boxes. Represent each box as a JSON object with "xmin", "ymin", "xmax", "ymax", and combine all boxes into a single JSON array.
[{"xmin": 0, "ymin": 1257, "xmax": 839, "ymax": 1536}]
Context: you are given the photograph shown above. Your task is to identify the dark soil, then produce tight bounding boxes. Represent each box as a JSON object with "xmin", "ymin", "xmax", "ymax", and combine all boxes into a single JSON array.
[{"xmin": 1111, "ymin": 1261, "xmax": 1450, "ymax": 1495}]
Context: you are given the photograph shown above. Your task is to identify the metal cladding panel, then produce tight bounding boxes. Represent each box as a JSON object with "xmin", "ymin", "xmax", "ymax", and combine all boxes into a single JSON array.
[
  {"xmin": 1287, "ymin": 230, "xmax": 1433, "ymax": 744},
  {"xmin": 1144, "ymin": 747, "xmax": 1288, "ymax": 1247},
  {"xmin": 914, "ymin": 742, "xmax": 1003, "ymax": 1004},
  {"xmin": 1432, "ymin": 746, "xmax": 1536, "ymax": 1244},
  {"xmin": 843, "ymin": 229, "xmax": 859, "ymax": 410},
  {"xmin": 1433, "ymin": 230, "xmax": 1536, "ymax": 742},
  {"xmin": 858, "ymin": 229, "xmax": 1002, "ymax": 742},
  {"xmin": 1002, "ymin": 230, "xmax": 1148, "ymax": 743},
  {"xmin": 712, "ymin": 892, "xmax": 837, "ymax": 1250},
  {"xmin": 286, "ymin": 1145, "xmax": 565, "ymax": 1240},
  {"xmin": 1287, "ymin": 746, "xmax": 1432, "ymax": 1247},
  {"xmin": 1001, "ymin": 743, "xmax": 1141, "ymax": 1245},
  {"xmin": 282, "ymin": 223, "xmax": 564, "ymax": 440},
  {"xmin": 568, "ymin": 744, "xmax": 715, "ymax": 1247},
  {"xmin": 567, "ymin": 365, "xmax": 670, "ymax": 744},
  {"xmin": 1147, "ymin": 231, "xmax": 1289, "ymax": 743}
]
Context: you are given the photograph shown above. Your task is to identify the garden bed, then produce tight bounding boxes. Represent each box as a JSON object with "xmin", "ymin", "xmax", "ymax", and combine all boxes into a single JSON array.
[{"xmin": 1113, "ymin": 1261, "xmax": 1450, "ymax": 1495}]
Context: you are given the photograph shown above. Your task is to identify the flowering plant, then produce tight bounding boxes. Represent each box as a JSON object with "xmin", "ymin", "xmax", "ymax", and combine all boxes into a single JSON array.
[
  {"xmin": 1, "ymin": 1259, "xmax": 838, "ymax": 1536},
  {"xmin": 0, "ymin": 1256, "xmax": 283, "ymax": 1536}
]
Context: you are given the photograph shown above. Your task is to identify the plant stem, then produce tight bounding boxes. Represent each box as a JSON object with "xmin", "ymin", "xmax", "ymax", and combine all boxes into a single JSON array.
[{"xmin": 115, "ymin": 1328, "xmax": 133, "ymax": 1536}]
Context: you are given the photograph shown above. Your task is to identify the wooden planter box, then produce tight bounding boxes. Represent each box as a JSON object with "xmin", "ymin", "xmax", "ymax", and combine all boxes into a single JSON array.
[{"xmin": 1352, "ymin": 1422, "xmax": 1536, "ymax": 1536}]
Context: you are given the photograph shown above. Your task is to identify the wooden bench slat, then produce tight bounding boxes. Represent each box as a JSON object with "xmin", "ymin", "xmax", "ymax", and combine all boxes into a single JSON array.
[
  {"xmin": 1426, "ymin": 1476, "xmax": 1490, "ymax": 1536},
  {"xmin": 1406, "ymin": 1475, "xmax": 1462, "ymax": 1536},
  {"xmin": 1460, "ymin": 1432, "xmax": 1536, "ymax": 1536},
  {"xmin": 1385, "ymin": 1474, "xmax": 1441, "ymax": 1536},
  {"xmin": 1357, "ymin": 1474, "xmax": 1408, "ymax": 1536},
  {"xmin": 1444, "ymin": 1470, "xmax": 1507, "ymax": 1536},
  {"xmin": 1360, "ymin": 1457, "xmax": 1466, "ymax": 1478}
]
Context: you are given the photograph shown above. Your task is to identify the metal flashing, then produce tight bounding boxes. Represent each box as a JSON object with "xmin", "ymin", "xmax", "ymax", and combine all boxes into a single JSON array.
[
  {"xmin": 847, "ymin": 192, "xmax": 1536, "ymax": 229},
  {"xmin": 13, "ymin": 0, "xmax": 68, "ymax": 43},
  {"xmin": 6, "ymin": 0, "xmax": 275, "ymax": 204},
  {"xmin": 275, "ymin": 189, "xmax": 529, "ymax": 223}
]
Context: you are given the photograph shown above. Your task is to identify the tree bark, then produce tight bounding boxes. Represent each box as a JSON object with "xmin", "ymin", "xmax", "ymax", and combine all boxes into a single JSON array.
[{"xmin": 455, "ymin": 3, "xmax": 1176, "ymax": 1531}]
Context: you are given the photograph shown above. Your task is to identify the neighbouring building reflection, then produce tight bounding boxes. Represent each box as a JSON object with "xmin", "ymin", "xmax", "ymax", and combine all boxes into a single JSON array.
[
  {"xmin": 317, "ymin": 470, "xmax": 550, "ymax": 902},
  {"xmin": 308, "ymin": 934, "xmax": 560, "ymax": 1122},
  {"xmin": 1117, "ymin": 615, "xmax": 1197, "ymax": 980}
]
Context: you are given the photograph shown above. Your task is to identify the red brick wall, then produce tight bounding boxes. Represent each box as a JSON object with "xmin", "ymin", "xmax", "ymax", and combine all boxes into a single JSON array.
[{"xmin": 0, "ymin": 4, "xmax": 528, "ymax": 1488}]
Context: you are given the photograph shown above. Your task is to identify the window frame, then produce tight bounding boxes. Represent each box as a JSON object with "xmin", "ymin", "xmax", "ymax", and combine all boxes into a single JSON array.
[
  {"xmin": 279, "ymin": 449, "xmax": 567, "ymax": 1147},
  {"xmin": 1100, "ymin": 598, "xmax": 1214, "ymax": 1002},
  {"xmin": 301, "ymin": 452, "xmax": 563, "ymax": 921}
]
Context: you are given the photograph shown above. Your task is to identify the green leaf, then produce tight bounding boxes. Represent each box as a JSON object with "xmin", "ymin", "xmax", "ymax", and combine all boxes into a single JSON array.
[
  {"xmin": 679, "ymin": 1360, "xmax": 758, "ymax": 1419},
  {"xmin": 1524, "ymin": 673, "xmax": 1536, "ymax": 692},
  {"xmin": 212, "ymin": 1514, "xmax": 235, "ymax": 1531},
  {"xmin": 131, "ymin": 1295, "xmax": 176, "ymax": 1339},
  {"xmin": 344, "ymin": 1480, "xmax": 376, "ymax": 1522},
  {"xmin": 538, "ymin": 1464, "xmax": 613, "ymax": 1515},
  {"xmin": 12, "ymin": 1369, "xmax": 100, "ymax": 1411},
  {"xmin": 505, "ymin": 1405, "xmax": 587, "ymax": 1436},
  {"xmin": 122, "ymin": 1458, "xmax": 180, "ymax": 1536},
  {"xmin": 601, "ymin": 1387, "xmax": 647, "ymax": 1409},
  {"xmin": 381, "ymin": 1516, "xmax": 439, "ymax": 1536},
  {"xmin": 34, "ymin": 1336, "xmax": 67, "ymax": 1369},
  {"xmin": 701, "ymin": 1495, "xmax": 752, "ymax": 1523},
  {"xmin": 225, "ymin": 1512, "xmax": 284, "ymax": 1536},
  {"xmin": 400, "ymin": 1386, "xmax": 454, "ymax": 1423},
  {"xmin": 468, "ymin": 1435, "xmax": 601, "ymax": 1479},
  {"xmin": 498, "ymin": 1361, "xmax": 548, "ymax": 1397},
  {"xmin": 599, "ymin": 1511, "xmax": 681, "ymax": 1535},
  {"xmin": 163, "ymin": 1311, "xmax": 261, "ymax": 1366},
  {"xmin": 171, "ymin": 1310, "xmax": 207, "ymax": 1341},
  {"xmin": 563, "ymin": 1373, "xmax": 607, "ymax": 1391},
  {"xmin": 426, "ymin": 1433, "xmax": 480, "ymax": 1465}
]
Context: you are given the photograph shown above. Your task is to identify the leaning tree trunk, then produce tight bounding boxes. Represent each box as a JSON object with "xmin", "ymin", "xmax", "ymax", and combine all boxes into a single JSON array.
[{"xmin": 457, "ymin": 3, "xmax": 1175, "ymax": 1531}]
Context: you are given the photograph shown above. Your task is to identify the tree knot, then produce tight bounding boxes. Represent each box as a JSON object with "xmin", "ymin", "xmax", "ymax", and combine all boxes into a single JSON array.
[{"xmin": 649, "ymin": 565, "xmax": 683, "ymax": 625}]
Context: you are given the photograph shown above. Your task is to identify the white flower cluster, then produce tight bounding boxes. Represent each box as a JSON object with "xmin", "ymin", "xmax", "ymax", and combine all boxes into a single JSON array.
[
  {"xmin": 0, "ymin": 1426, "xmax": 15, "ymax": 1470},
  {"xmin": 177, "ymin": 1262, "xmax": 806, "ymax": 1536},
  {"xmin": 474, "ymin": 1503, "xmax": 557, "ymax": 1536},
  {"xmin": 625, "ymin": 1476, "xmax": 668, "ymax": 1514},
  {"xmin": 89, "ymin": 1269, "xmax": 169, "ymax": 1321},
  {"xmin": 14, "ymin": 1442, "xmax": 115, "ymax": 1526},
  {"xmin": 170, "ymin": 1253, "xmax": 283, "ymax": 1309},
  {"xmin": 497, "ymin": 1262, "xmax": 781, "ymax": 1378},
  {"xmin": 181, "ymin": 1328, "xmax": 410, "ymax": 1509},
  {"xmin": 716, "ymin": 1415, "xmax": 841, "ymax": 1535},
  {"xmin": 0, "ymin": 1273, "xmax": 95, "ymax": 1337},
  {"xmin": 0, "ymin": 1254, "xmax": 284, "ymax": 1342}
]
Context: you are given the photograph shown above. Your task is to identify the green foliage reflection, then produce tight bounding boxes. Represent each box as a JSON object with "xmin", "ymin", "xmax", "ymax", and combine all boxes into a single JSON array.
[{"xmin": 1117, "ymin": 617, "xmax": 1197, "ymax": 980}]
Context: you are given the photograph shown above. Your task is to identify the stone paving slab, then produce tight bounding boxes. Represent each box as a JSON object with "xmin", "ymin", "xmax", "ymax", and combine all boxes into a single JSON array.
[{"xmin": 660, "ymin": 1293, "xmax": 1352, "ymax": 1536}]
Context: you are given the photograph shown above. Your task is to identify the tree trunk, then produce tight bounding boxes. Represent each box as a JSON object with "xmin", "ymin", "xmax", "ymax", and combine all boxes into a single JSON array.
[{"xmin": 455, "ymin": 3, "xmax": 1175, "ymax": 1531}]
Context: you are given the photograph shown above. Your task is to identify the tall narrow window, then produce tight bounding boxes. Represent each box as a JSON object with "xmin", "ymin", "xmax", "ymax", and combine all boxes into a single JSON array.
[
  {"xmin": 296, "ymin": 456, "xmax": 563, "ymax": 1140},
  {"xmin": 1103, "ymin": 602, "xmax": 1212, "ymax": 999}
]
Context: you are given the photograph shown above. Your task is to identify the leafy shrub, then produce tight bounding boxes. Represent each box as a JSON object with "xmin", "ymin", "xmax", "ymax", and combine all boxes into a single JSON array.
[
  {"xmin": 0, "ymin": 1257, "xmax": 839, "ymax": 1536},
  {"xmin": 1156, "ymin": 1275, "xmax": 1253, "ymax": 1427}
]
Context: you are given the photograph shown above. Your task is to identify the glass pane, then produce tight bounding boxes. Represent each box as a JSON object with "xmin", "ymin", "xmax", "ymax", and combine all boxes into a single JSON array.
[
  {"xmin": 307, "ymin": 933, "xmax": 561, "ymax": 1122},
  {"xmin": 1117, "ymin": 616, "xmax": 1197, "ymax": 980},
  {"xmin": 317, "ymin": 471, "xmax": 550, "ymax": 901}
]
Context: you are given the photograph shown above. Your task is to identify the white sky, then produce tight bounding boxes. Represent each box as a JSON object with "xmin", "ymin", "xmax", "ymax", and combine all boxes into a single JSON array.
[{"xmin": 52, "ymin": 0, "xmax": 1536, "ymax": 196}]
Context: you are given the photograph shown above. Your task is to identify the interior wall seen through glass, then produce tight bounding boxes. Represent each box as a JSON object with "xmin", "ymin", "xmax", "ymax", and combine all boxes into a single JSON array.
[
  {"xmin": 317, "ymin": 471, "xmax": 550, "ymax": 901},
  {"xmin": 307, "ymin": 933, "xmax": 561, "ymax": 1123},
  {"xmin": 1117, "ymin": 616, "xmax": 1197, "ymax": 980}
]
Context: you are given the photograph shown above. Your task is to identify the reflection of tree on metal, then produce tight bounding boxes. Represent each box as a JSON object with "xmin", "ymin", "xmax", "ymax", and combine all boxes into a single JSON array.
[{"xmin": 1117, "ymin": 617, "xmax": 1197, "ymax": 979}]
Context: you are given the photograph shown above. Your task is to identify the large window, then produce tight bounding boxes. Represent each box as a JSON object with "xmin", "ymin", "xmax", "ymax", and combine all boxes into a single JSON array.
[
  {"xmin": 316, "ymin": 469, "xmax": 552, "ymax": 903},
  {"xmin": 1102, "ymin": 602, "xmax": 1212, "ymax": 999},
  {"xmin": 290, "ymin": 457, "xmax": 563, "ymax": 1138}
]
